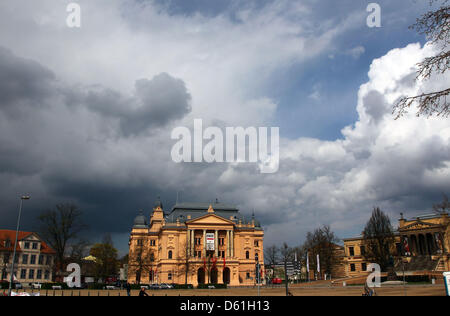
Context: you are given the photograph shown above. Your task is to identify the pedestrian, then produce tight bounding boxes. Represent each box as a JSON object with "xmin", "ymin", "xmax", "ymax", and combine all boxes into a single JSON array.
[
  {"xmin": 126, "ymin": 283, "xmax": 131, "ymax": 297},
  {"xmin": 139, "ymin": 287, "xmax": 149, "ymax": 297}
]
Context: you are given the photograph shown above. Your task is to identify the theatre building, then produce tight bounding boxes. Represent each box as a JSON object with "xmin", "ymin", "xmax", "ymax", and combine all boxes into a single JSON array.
[
  {"xmin": 127, "ymin": 199, "xmax": 264, "ymax": 286},
  {"xmin": 343, "ymin": 212, "xmax": 449, "ymax": 278}
]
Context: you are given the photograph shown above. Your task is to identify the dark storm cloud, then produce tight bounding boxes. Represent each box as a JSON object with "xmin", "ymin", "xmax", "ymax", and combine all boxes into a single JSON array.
[
  {"xmin": 80, "ymin": 73, "xmax": 192, "ymax": 137},
  {"xmin": 0, "ymin": 47, "xmax": 55, "ymax": 114},
  {"xmin": 0, "ymin": 47, "xmax": 193, "ymax": 242}
]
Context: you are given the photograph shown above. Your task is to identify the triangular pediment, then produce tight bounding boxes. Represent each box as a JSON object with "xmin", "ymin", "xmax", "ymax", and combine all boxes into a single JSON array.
[
  {"xmin": 186, "ymin": 214, "xmax": 235, "ymax": 226},
  {"xmin": 400, "ymin": 220, "xmax": 441, "ymax": 231}
]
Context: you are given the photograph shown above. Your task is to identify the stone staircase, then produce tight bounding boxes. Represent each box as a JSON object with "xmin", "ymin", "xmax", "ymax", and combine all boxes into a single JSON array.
[{"xmin": 394, "ymin": 256, "xmax": 439, "ymax": 272}]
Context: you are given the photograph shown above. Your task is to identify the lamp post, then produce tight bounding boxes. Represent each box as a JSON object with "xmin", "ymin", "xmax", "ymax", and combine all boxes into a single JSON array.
[{"xmin": 8, "ymin": 196, "xmax": 30, "ymax": 296}]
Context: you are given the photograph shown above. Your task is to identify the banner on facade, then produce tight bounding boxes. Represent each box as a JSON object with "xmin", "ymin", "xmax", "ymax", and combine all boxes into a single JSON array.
[
  {"xmin": 444, "ymin": 272, "xmax": 450, "ymax": 296},
  {"xmin": 206, "ymin": 233, "xmax": 215, "ymax": 251}
]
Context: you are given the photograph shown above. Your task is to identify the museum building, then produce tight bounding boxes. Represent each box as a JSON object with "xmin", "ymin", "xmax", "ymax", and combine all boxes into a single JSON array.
[{"xmin": 343, "ymin": 212, "xmax": 449, "ymax": 278}]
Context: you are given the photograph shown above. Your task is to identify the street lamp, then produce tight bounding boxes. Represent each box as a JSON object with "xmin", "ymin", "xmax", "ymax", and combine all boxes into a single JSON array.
[{"xmin": 8, "ymin": 195, "xmax": 30, "ymax": 296}]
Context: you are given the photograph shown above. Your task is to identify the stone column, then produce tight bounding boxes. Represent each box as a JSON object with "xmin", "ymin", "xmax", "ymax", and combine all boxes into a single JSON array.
[
  {"xmin": 203, "ymin": 229, "xmax": 207, "ymax": 257},
  {"xmin": 191, "ymin": 230, "xmax": 195, "ymax": 257},
  {"xmin": 226, "ymin": 230, "xmax": 230, "ymax": 258},
  {"xmin": 231, "ymin": 230, "xmax": 234, "ymax": 258},
  {"xmin": 215, "ymin": 230, "xmax": 219, "ymax": 257}
]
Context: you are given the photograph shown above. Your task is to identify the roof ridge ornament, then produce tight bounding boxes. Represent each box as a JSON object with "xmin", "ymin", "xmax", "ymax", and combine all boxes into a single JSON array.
[{"xmin": 208, "ymin": 204, "xmax": 215, "ymax": 213}]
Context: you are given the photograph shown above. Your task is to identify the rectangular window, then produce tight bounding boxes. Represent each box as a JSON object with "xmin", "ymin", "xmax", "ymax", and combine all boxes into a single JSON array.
[
  {"xmin": 28, "ymin": 269, "xmax": 34, "ymax": 279},
  {"xmin": 254, "ymin": 240, "xmax": 259, "ymax": 247},
  {"xmin": 362, "ymin": 263, "xmax": 367, "ymax": 271},
  {"xmin": 37, "ymin": 270, "xmax": 42, "ymax": 279},
  {"xmin": 195, "ymin": 238, "xmax": 201, "ymax": 245},
  {"xmin": 30, "ymin": 255, "xmax": 36, "ymax": 265},
  {"xmin": 22, "ymin": 254, "xmax": 28, "ymax": 264},
  {"xmin": 24, "ymin": 242, "xmax": 30, "ymax": 249},
  {"xmin": 197, "ymin": 251, "xmax": 201, "ymax": 258},
  {"xmin": 350, "ymin": 264, "xmax": 356, "ymax": 272},
  {"xmin": 150, "ymin": 240, "xmax": 156, "ymax": 246},
  {"xmin": 349, "ymin": 247, "xmax": 355, "ymax": 257},
  {"xmin": 137, "ymin": 239, "xmax": 143, "ymax": 246},
  {"xmin": 32, "ymin": 243, "xmax": 38, "ymax": 250},
  {"xmin": 44, "ymin": 270, "xmax": 50, "ymax": 280},
  {"xmin": 38, "ymin": 255, "xmax": 44, "ymax": 265},
  {"xmin": 20, "ymin": 269, "xmax": 27, "ymax": 279},
  {"xmin": 360, "ymin": 246, "xmax": 366, "ymax": 256},
  {"xmin": 168, "ymin": 273, "xmax": 172, "ymax": 281}
]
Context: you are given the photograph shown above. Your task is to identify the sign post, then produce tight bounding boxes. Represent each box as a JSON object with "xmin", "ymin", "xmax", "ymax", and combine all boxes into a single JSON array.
[{"xmin": 444, "ymin": 272, "xmax": 450, "ymax": 297}]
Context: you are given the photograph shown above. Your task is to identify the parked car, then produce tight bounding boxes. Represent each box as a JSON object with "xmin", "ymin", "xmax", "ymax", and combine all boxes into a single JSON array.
[
  {"xmin": 271, "ymin": 278, "xmax": 282, "ymax": 284},
  {"xmin": 14, "ymin": 282, "xmax": 23, "ymax": 289},
  {"xmin": 159, "ymin": 283, "xmax": 173, "ymax": 289},
  {"xmin": 31, "ymin": 283, "xmax": 42, "ymax": 289},
  {"xmin": 149, "ymin": 284, "xmax": 160, "ymax": 290}
]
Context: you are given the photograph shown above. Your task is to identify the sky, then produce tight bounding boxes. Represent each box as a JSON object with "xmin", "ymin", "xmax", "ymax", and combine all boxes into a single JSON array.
[{"xmin": 0, "ymin": 0, "xmax": 449, "ymax": 256}]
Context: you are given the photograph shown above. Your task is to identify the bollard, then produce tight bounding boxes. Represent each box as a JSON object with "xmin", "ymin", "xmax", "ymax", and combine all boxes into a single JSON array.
[
  {"xmin": 53, "ymin": 290, "xmax": 55, "ymax": 296},
  {"xmin": 71, "ymin": 290, "xmax": 73, "ymax": 296},
  {"xmin": 62, "ymin": 290, "xmax": 64, "ymax": 297}
]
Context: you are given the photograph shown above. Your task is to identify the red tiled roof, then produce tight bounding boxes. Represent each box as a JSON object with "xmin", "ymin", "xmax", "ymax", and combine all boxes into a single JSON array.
[{"xmin": 0, "ymin": 230, "xmax": 56, "ymax": 254}]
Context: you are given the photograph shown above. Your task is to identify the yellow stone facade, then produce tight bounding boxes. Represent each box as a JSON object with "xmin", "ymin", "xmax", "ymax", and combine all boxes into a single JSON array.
[
  {"xmin": 127, "ymin": 200, "xmax": 264, "ymax": 286},
  {"xmin": 343, "ymin": 213, "xmax": 450, "ymax": 277}
]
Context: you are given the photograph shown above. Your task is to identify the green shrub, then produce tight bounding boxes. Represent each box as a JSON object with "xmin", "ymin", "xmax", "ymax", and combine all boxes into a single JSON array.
[
  {"xmin": 87, "ymin": 283, "xmax": 107, "ymax": 290},
  {"xmin": 41, "ymin": 282, "xmax": 69, "ymax": 290},
  {"xmin": 173, "ymin": 284, "xmax": 194, "ymax": 290},
  {"xmin": 197, "ymin": 283, "xmax": 227, "ymax": 289}
]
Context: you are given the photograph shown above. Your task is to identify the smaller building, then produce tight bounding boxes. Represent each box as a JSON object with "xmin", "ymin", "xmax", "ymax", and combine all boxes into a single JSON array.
[
  {"xmin": 343, "ymin": 212, "xmax": 450, "ymax": 278},
  {"xmin": 0, "ymin": 230, "xmax": 56, "ymax": 286}
]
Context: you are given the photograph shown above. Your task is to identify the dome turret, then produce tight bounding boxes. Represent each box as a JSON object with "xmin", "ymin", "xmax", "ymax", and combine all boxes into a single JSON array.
[{"xmin": 133, "ymin": 210, "xmax": 148, "ymax": 228}]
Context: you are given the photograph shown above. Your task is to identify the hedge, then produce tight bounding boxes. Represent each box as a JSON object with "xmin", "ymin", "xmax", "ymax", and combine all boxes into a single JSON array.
[
  {"xmin": 197, "ymin": 283, "xmax": 227, "ymax": 289},
  {"xmin": 173, "ymin": 284, "xmax": 194, "ymax": 290},
  {"xmin": 41, "ymin": 282, "xmax": 69, "ymax": 290}
]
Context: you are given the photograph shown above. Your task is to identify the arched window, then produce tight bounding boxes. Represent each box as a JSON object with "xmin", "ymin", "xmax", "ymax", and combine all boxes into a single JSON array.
[
  {"xmin": 168, "ymin": 250, "xmax": 173, "ymax": 259},
  {"xmin": 245, "ymin": 251, "xmax": 250, "ymax": 259},
  {"xmin": 150, "ymin": 253, "xmax": 155, "ymax": 262},
  {"xmin": 255, "ymin": 252, "xmax": 259, "ymax": 261}
]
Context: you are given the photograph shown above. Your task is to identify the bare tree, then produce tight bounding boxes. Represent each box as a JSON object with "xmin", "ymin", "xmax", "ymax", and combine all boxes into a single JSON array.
[
  {"xmin": 433, "ymin": 193, "xmax": 450, "ymax": 214},
  {"xmin": 280, "ymin": 243, "xmax": 293, "ymax": 296},
  {"xmin": 362, "ymin": 207, "xmax": 395, "ymax": 271},
  {"xmin": 176, "ymin": 237, "xmax": 191, "ymax": 285},
  {"xmin": 303, "ymin": 225, "xmax": 341, "ymax": 279},
  {"xmin": 264, "ymin": 245, "xmax": 279, "ymax": 282},
  {"xmin": 128, "ymin": 240, "xmax": 156, "ymax": 284},
  {"xmin": 67, "ymin": 239, "xmax": 91, "ymax": 264},
  {"xmin": 394, "ymin": 0, "xmax": 449, "ymax": 118},
  {"xmin": 37, "ymin": 203, "xmax": 86, "ymax": 273}
]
